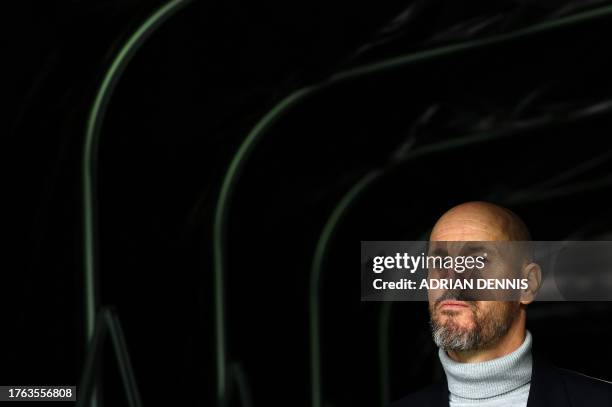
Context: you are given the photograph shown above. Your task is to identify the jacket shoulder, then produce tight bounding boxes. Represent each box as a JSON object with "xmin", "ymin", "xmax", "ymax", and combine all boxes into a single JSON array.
[{"xmin": 557, "ymin": 368, "xmax": 612, "ymax": 404}]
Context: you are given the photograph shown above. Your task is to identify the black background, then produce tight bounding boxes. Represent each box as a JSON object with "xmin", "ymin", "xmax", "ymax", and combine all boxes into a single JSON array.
[{"xmin": 5, "ymin": 1, "xmax": 612, "ymax": 406}]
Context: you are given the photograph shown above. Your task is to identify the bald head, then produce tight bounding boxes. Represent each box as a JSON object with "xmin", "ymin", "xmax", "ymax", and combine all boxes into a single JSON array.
[{"xmin": 430, "ymin": 201, "xmax": 531, "ymax": 242}]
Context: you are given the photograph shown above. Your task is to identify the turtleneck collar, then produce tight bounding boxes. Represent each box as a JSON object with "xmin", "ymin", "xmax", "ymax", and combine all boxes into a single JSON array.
[{"xmin": 438, "ymin": 330, "xmax": 533, "ymax": 399}]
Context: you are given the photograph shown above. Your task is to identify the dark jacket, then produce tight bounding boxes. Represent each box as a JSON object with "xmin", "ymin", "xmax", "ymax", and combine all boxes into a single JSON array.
[{"xmin": 391, "ymin": 356, "xmax": 612, "ymax": 407}]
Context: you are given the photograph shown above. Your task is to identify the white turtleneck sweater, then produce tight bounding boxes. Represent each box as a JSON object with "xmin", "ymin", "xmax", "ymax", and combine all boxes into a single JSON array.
[{"xmin": 438, "ymin": 330, "xmax": 533, "ymax": 407}]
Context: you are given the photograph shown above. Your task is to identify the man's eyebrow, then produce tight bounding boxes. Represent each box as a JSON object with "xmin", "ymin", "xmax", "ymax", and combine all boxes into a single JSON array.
[{"xmin": 460, "ymin": 244, "xmax": 495, "ymax": 255}]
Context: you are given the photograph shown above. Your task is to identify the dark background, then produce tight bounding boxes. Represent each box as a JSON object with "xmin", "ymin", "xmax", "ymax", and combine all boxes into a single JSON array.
[{"xmin": 5, "ymin": 0, "xmax": 612, "ymax": 406}]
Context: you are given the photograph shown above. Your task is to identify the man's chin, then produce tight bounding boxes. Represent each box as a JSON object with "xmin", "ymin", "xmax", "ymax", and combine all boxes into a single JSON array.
[{"xmin": 436, "ymin": 313, "xmax": 475, "ymax": 331}]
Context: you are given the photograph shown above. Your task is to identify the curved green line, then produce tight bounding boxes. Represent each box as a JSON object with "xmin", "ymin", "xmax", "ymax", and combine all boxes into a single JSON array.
[
  {"xmin": 81, "ymin": 4, "xmax": 191, "ymax": 407},
  {"xmin": 81, "ymin": 0, "xmax": 191, "ymax": 346},
  {"xmin": 309, "ymin": 170, "xmax": 382, "ymax": 407},
  {"xmin": 212, "ymin": 85, "xmax": 318, "ymax": 404}
]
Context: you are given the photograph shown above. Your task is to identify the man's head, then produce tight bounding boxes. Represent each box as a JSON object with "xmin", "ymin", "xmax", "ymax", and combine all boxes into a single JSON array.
[{"xmin": 427, "ymin": 201, "xmax": 540, "ymax": 353}]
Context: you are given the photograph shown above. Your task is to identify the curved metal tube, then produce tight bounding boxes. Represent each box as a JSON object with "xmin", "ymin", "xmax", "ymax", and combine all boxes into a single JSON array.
[{"xmin": 82, "ymin": 0, "xmax": 191, "ymax": 341}]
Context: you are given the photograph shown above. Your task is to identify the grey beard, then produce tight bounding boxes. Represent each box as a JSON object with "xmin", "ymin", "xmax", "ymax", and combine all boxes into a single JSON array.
[
  {"xmin": 430, "ymin": 319, "xmax": 481, "ymax": 351},
  {"xmin": 430, "ymin": 306, "xmax": 516, "ymax": 352}
]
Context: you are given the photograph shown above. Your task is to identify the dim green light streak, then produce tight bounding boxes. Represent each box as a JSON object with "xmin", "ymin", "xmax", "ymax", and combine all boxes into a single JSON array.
[
  {"xmin": 82, "ymin": 1, "xmax": 191, "ymax": 406},
  {"xmin": 83, "ymin": 0, "xmax": 190, "ymax": 341},
  {"xmin": 212, "ymin": 85, "xmax": 317, "ymax": 405}
]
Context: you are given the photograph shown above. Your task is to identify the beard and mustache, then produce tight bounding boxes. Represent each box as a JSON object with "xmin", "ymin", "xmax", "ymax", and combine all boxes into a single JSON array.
[{"xmin": 429, "ymin": 291, "xmax": 520, "ymax": 352}]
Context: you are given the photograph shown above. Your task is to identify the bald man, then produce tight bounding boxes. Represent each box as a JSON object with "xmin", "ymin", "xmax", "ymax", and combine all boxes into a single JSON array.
[{"xmin": 391, "ymin": 202, "xmax": 612, "ymax": 407}]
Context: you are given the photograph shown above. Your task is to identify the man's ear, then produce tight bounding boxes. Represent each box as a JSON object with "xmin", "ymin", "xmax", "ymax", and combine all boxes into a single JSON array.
[{"xmin": 520, "ymin": 262, "xmax": 542, "ymax": 304}]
